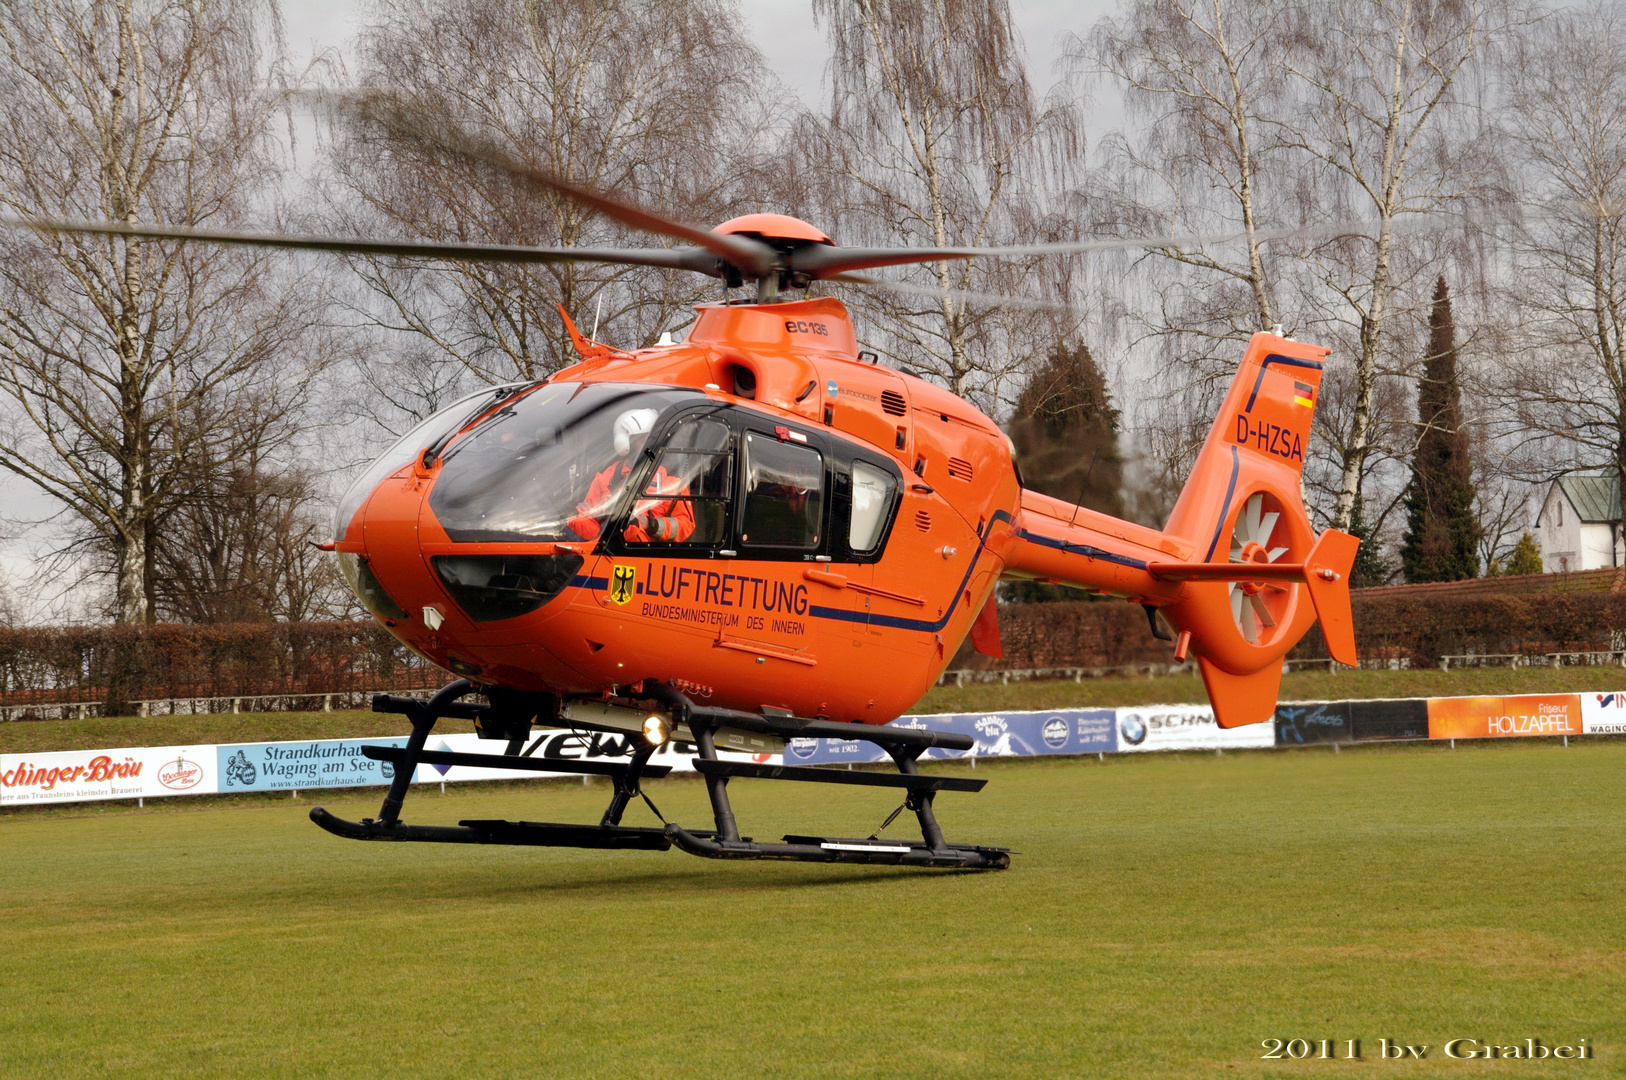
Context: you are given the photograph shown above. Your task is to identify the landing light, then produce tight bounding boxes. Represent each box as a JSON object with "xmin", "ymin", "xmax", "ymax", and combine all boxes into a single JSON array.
[{"xmin": 643, "ymin": 715, "xmax": 670, "ymax": 746}]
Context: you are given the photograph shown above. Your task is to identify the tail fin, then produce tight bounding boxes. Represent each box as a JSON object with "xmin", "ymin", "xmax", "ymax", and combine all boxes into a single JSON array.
[{"xmin": 1153, "ymin": 332, "xmax": 1360, "ymax": 727}]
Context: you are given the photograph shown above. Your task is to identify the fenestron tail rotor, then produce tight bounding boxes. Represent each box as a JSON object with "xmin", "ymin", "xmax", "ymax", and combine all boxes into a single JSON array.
[{"xmin": 1227, "ymin": 492, "xmax": 1290, "ymax": 644}]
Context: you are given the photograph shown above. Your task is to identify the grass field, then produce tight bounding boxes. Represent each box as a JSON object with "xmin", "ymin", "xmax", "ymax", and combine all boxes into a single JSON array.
[
  {"xmin": 5, "ymin": 665, "xmax": 1626, "ymax": 756},
  {"xmin": 0, "ymin": 739, "xmax": 1619, "ymax": 1078}
]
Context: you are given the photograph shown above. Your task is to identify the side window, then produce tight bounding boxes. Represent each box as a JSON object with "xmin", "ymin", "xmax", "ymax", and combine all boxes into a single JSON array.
[
  {"xmin": 627, "ymin": 417, "xmax": 732, "ymax": 546},
  {"xmin": 848, "ymin": 461, "xmax": 898, "ymax": 555},
  {"xmin": 740, "ymin": 432, "xmax": 823, "ymax": 549}
]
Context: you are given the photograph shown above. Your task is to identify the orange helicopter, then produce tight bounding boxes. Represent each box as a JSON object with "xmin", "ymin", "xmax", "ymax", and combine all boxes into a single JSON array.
[{"xmin": 17, "ymin": 159, "xmax": 1359, "ymax": 870}]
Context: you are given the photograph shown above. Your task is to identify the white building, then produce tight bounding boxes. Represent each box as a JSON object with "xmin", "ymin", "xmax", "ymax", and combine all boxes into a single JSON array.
[{"xmin": 1536, "ymin": 475, "xmax": 1623, "ymax": 572}]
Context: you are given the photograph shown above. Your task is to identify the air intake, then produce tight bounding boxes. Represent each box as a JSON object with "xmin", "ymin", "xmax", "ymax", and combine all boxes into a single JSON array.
[
  {"xmin": 881, "ymin": 390, "xmax": 907, "ymax": 416},
  {"xmin": 914, "ymin": 510, "xmax": 932, "ymax": 532},
  {"xmin": 947, "ymin": 457, "xmax": 973, "ymax": 481}
]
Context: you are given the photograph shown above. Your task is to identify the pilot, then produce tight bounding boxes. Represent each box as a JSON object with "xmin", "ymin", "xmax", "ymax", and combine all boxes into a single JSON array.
[{"xmin": 568, "ymin": 408, "xmax": 696, "ymax": 543}]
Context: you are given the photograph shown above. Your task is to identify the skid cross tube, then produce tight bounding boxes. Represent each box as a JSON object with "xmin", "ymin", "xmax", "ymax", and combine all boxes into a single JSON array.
[
  {"xmin": 315, "ymin": 679, "xmax": 676, "ymax": 845},
  {"xmin": 376, "ymin": 679, "xmax": 474, "ymax": 825},
  {"xmin": 889, "ymin": 746, "xmax": 948, "ymax": 853},
  {"xmin": 640, "ymin": 681, "xmax": 1005, "ymax": 868},
  {"xmin": 311, "ymin": 677, "xmax": 1009, "ymax": 870},
  {"xmin": 690, "ymin": 759, "xmax": 984, "ymax": 792},
  {"xmin": 600, "ymin": 742, "xmax": 659, "ymax": 827}
]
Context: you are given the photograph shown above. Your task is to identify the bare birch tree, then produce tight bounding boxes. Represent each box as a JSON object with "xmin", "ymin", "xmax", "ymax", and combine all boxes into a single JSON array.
[
  {"xmin": 1281, "ymin": 0, "xmax": 1518, "ymax": 530},
  {"xmin": 1082, "ymin": 0, "xmax": 1294, "ymax": 496},
  {"xmin": 0, "ymin": 0, "xmax": 327, "ymax": 624},
  {"xmin": 1086, "ymin": 0, "xmax": 1290, "ymax": 341},
  {"xmin": 797, "ymin": 0, "xmax": 1084, "ymax": 405},
  {"xmin": 321, "ymin": 0, "xmax": 779, "ymax": 420},
  {"xmin": 1497, "ymin": 1, "xmax": 1626, "ymax": 482}
]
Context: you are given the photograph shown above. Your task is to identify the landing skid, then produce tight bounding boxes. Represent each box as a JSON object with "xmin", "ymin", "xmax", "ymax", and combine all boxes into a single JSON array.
[{"xmin": 309, "ymin": 678, "xmax": 1010, "ymax": 870}]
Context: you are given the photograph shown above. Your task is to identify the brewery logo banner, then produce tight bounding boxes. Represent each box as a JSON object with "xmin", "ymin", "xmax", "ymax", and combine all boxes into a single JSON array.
[{"xmin": 0, "ymin": 745, "xmax": 216, "ymax": 806}]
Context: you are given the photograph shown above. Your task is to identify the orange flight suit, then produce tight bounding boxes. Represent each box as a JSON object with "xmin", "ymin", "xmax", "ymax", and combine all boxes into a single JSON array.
[{"xmin": 568, "ymin": 460, "xmax": 695, "ymax": 542}]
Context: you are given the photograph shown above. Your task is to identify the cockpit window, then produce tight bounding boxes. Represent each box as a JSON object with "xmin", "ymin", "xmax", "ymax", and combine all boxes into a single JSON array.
[
  {"xmin": 428, "ymin": 383, "xmax": 700, "ymax": 543},
  {"xmin": 332, "ymin": 384, "xmax": 526, "ymax": 541},
  {"xmin": 629, "ymin": 416, "xmax": 733, "ymax": 546},
  {"xmin": 740, "ymin": 433, "xmax": 823, "ymax": 549}
]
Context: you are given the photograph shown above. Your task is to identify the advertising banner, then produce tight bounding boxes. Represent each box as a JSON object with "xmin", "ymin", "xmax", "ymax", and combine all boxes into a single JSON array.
[
  {"xmin": 1115, "ymin": 705, "xmax": 1275, "ymax": 753},
  {"xmin": 785, "ymin": 709, "xmax": 1118, "ymax": 767},
  {"xmin": 0, "ymin": 745, "xmax": 216, "ymax": 806},
  {"xmin": 1578, "ymin": 692, "xmax": 1626, "ymax": 735},
  {"xmin": 216, "ymin": 737, "xmax": 409, "ymax": 793},
  {"xmin": 1347, "ymin": 698, "xmax": 1430, "ymax": 742},
  {"xmin": 1426, "ymin": 694, "xmax": 1583, "ymax": 740},
  {"xmin": 11, "ymin": 692, "xmax": 1615, "ymax": 810},
  {"xmin": 411, "ymin": 731, "xmax": 780, "ymax": 783},
  {"xmin": 1275, "ymin": 702, "xmax": 1352, "ymax": 746}
]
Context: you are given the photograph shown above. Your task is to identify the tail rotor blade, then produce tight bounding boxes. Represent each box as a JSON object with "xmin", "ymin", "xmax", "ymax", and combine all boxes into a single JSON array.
[
  {"xmin": 1248, "ymin": 592, "xmax": 1277, "ymax": 628},
  {"xmin": 1258, "ymin": 511, "xmax": 1279, "ymax": 547}
]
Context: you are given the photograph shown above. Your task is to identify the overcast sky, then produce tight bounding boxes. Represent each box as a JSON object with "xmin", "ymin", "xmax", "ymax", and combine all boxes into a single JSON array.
[{"xmin": 276, "ymin": 0, "xmax": 1120, "ymax": 113}]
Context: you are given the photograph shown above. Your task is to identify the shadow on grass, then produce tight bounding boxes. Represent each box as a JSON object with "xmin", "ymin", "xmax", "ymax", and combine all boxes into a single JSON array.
[{"xmin": 304, "ymin": 849, "xmax": 990, "ymax": 904}]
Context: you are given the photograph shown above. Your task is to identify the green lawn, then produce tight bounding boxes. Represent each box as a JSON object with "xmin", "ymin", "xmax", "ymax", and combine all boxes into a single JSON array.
[{"xmin": 0, "ymin": 739, "xmax": 1618, "ymax": 1078}]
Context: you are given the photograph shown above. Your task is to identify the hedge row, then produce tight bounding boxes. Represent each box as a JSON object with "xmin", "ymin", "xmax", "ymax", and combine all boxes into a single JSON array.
[
  {"xmin": 956, "ymin": 586, "xmax": 1626, "ymax": 672},
  {"xmin": 952, "ymin": 600, "xmax": 1172, "ymax": 671},
  {"xmin": 0, "ymin": 622, "xmax": 442, "ymax": 715},
  {"xmin": 1296, "ymin": 589, "xmax": 1626, "ymax": 665}
]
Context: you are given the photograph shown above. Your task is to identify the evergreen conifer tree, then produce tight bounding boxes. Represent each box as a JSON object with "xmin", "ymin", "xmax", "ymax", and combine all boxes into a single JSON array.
[
  {"xmin": 1505, "ymin": 531, "xmax": 1543, "ymax": 576},
  {"xmin": 1399, "ymin": 277, "xmax": 1482, "ymax": 581},
  {"xmin": 1009, "ymin": 339, "xmax": 1123, "ymax": 512},
  {"xmin": 1006, "ymin": 340, "xmax": 1122, "ymax": 601},
  {"xmin": 1347, "ymin": 494, "xmax": 1393, "ymax": 587}
]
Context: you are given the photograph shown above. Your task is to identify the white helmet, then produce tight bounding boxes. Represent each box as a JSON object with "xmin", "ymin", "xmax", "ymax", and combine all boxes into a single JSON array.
[{"xmin": 613, "ymin": 408, "xmax": 660, "ymax": 455}]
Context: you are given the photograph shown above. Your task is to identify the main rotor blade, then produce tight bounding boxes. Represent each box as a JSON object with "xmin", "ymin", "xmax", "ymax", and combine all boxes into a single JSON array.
[
  {"xmin": 1, "ymin": 217, "xmax": 721, "ymax": 274},
  {"xmin": 788, "ymin": 214, "xmax": 1497, "ymax": 278},
  {"xmin": 827, "ymin": 273, "xmax": 1070, "ymax": 312},
  {"xmin": 329, "ymin": 91, "xmax": 777, "ymax": 278}
]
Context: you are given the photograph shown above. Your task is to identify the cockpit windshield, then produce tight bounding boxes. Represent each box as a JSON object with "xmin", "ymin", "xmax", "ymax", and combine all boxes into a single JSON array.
[
  {"xmin": 428, "ymin": 383, "xmax": 702, "ymax": 543},
  {"xmin": 331, "ymin": 383, "xmax": 527, "ymax": 541}
]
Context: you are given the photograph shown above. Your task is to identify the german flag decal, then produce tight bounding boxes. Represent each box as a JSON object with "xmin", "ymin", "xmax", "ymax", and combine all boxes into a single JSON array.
[{"xmin": 1293, "ymin": 380, "xmax": 1315, "ymax": 409}]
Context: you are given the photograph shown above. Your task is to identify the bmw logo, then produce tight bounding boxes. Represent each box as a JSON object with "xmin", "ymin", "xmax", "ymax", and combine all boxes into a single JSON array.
[
  {"xmin": 1042, "ymin": 717, "xmax": 1068, "ymax": 749},
  {"xmin": 1119, "ymin": 714, "xmax": 1147, "ymax": 746},
  {"xmin": 788, "ymin": 737, "xmax": 818, "ymax": 761}
]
